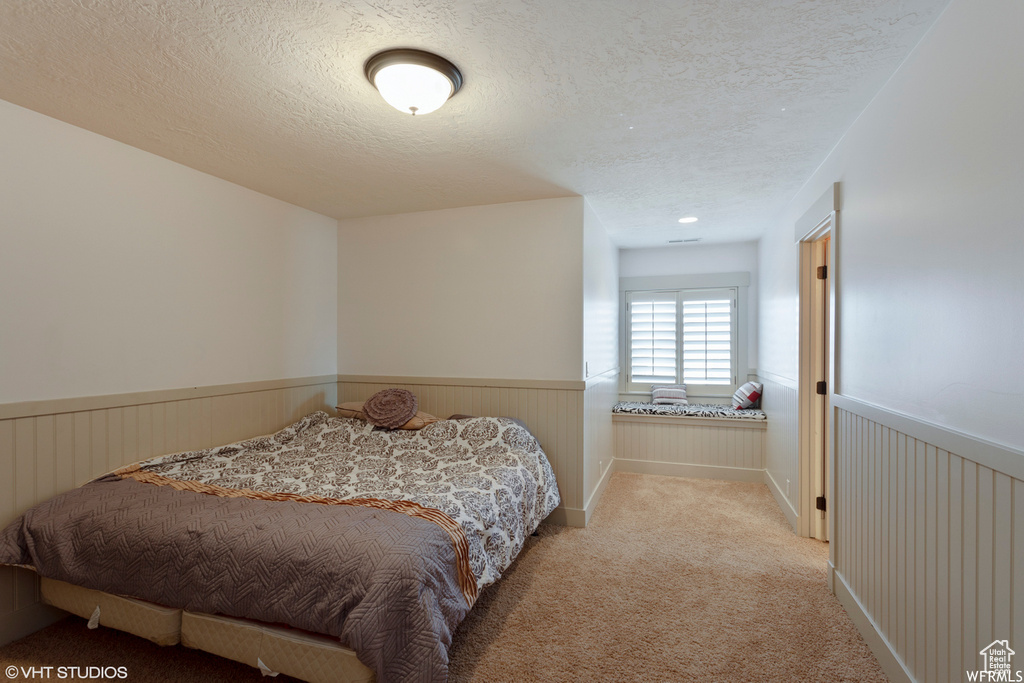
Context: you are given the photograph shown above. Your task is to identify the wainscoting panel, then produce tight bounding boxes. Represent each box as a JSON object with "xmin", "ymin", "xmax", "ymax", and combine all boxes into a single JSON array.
[
  {"xmin": 582, "ymin": 369, "xmax": 618, "ymax": 522},
  {"xmin": 833, "ymin": 401, "xmax": 1022, "ymax": 683},
  {"xmin": 337, "ymin": 378, "xmax": 586, "ymax": 515},
  {"xmin": 0, "ymin": 377, "xmax": 338, "ymax": 646},
  {"xmin": 759, "ymin": 374, "xmax": 800, "ymax": 530},
  {"xmin": 612, "ymin": 414, "xmax": 765, "ymax": 482}
]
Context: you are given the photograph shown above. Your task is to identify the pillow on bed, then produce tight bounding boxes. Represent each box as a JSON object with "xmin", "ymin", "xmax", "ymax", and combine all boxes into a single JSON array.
[
  {"xmin": 651, "ymin": 384, "xmax": 688, "ymax": 405},
  {"xmin": 731, "ymin": 381, "xmax": 763, "ymax": 409},
  {"xmin": 336, "ymin": 402, "xmax": 440, "ymax": 430},
  {"xmin": 363, "ymin": 388, "xmax": 419, "ymax": 429}
]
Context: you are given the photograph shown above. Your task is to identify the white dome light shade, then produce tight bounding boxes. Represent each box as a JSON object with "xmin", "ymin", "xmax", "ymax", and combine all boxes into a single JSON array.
[
  {"xmin": 373, "ymin": 63, "xmax": 453, "ymax": 115},
  {"xmin": 365, "ymin": 49, "xmax": 463, "ymax": 116}
]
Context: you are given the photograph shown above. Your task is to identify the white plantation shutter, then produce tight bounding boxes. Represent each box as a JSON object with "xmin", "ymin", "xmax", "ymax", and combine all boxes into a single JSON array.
[
  {"xmin": 681, "ymin": 291, "xmax": 733, "ymax": 385},
  {"xmin": 628, "ymin": 291, "xmax": 677, "ymax": 386},
  {"xmin": 627, "ymin": 287, "xmax": 738, "ymax": 393}
]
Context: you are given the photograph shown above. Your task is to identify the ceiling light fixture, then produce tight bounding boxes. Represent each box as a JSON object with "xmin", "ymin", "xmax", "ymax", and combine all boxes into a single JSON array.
[
  {"xmin": 678, "ymin": 216, "xmax": 698, "ymax": 224},
  {"xmin": 365, "ymin": 49, "xmax": 463, "ymax": 116}
]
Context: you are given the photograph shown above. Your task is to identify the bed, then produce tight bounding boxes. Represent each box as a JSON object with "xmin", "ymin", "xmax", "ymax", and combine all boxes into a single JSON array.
[{"xmin": 0, "ymin": 411, "xmax": 561, "ymax": 682}]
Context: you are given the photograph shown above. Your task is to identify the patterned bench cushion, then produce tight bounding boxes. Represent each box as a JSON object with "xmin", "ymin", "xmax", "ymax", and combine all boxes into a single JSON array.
[{"xmin": 613, "ymin": 402, "xmax": 767, "ymax": 420}]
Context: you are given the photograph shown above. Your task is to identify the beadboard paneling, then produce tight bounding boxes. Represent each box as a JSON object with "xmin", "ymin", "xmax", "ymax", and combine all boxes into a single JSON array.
[
  {"xmin": 0, "ymin": 378, "xmax": 337, "ymax": 646},
  {"xmin": 582, "ymin": 370, "xmax": 618, "ymax": 520},
  {"xmin": 833, "ymin": 404, "xmax": 1022, "ymax": 683},
  {"xmin": 337, "ymin": 379, "xmax": 585, "ymax": 514},
  {"xmin": 759, "ymin": 374, "xmax": 799, "ymax": 529},
  {"xmin": 612, "ymin": 414, "xmax": 765, "ymax": 482}
]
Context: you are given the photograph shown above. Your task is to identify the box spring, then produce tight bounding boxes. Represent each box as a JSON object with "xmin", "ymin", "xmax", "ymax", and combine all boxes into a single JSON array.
[{"xmin": 40, "ymin": 578, "xmax": 374, "ymax": 682}]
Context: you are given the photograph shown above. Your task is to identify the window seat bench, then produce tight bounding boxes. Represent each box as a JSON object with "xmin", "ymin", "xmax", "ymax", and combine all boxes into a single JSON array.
[
  {"xmin": 612, "ymin": 402, "xmax": 766, "ymax": 482},
  {"xmin": 612, "ymin": 401, "xmax": 766, "ymax": 421}
]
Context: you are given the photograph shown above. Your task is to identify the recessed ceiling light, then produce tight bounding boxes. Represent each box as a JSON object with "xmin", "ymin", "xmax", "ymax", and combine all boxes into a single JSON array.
[
  {"xmin": 678, "ymin": 216, "xmax": 698, "ymax": 224},
  {"xmin": 365, "ymin": 49, "xmax": 463, "ymax": 116}
]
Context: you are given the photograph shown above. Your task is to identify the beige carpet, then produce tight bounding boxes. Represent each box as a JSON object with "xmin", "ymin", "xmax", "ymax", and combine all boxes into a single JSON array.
[
  {"xmin": 448, "ymin": 473, "xmax": 885, "ymax": 682},
  {"xmin": 0, "ymin": 473, "xmax": 885, "ymax": 682}
]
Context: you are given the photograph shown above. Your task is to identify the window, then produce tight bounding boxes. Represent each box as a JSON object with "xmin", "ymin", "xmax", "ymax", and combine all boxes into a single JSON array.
[{"xmin": 626, "ymin": 287, "xmax": 738, "ymax": 395}]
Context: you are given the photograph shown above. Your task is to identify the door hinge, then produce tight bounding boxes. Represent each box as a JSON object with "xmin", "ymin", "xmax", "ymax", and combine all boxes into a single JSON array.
[
  {"xmin": 816, "ymin": 265, "xmax": 828, "ymax": 280},
  {"xmin": 815, "ymin": 380, "xmax": 827, "ymax": 395},
  {"xmin": 815, "ymin": 496, "xmax": 827, "ymax": 512}
]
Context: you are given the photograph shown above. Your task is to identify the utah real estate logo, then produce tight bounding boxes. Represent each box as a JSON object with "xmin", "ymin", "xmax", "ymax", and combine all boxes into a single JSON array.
[{"xmin": 967, "ymin": 640, "xmax": 1022, "ymax": 682}]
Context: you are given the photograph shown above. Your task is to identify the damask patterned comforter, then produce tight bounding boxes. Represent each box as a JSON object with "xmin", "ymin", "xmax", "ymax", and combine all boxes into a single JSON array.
[{"xmin": 0, "ymin": 412, "xmax": 560, "ymax": 682}]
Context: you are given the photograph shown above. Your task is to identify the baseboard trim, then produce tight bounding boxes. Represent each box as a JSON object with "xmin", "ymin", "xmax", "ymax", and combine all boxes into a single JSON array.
[
  {"xmin": 763, "ymin": 469, "xmax": 799, "ymax": 532},
  {"xmin": 545, "ymin": 458, "xmax": 627, "ymax": 528},
  {"xmin": 544, "ymin": 506, "xmax": 586, "ymax": 527},
  {"xmin": 614, "ymin": 459, "xmax": 763, "ymax": 483},
  {"xmin": 0, "ymin": 602, "xmax": 66, "ymax": 647},
  {"xmin": 830, "ymin": 564, "xmax": 913, "ymax": 683},
  {"xmin": 582, "ymin": 460, "xmax": 616, "ymax": 524}
]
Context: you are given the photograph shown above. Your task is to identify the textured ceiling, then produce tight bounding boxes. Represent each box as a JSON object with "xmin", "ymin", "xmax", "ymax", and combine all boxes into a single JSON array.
[{"xmin": 0, "ymin": 0, "xmax": 949, "ymax": 247}]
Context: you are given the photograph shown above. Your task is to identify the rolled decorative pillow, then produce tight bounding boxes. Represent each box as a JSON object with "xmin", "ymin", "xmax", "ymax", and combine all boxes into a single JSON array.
[
  {"xmin": 337, "ymin": 402, "xmax": 439, "ymax": 430},
  {"xmin": 732, "ymin": 381, "xmax": 763, "ymax": 409},
  {"xmin": 362, "ymin": 388, "xmax": 419, "ymax": 429},
  {"xmin": 652, "ymin": 384, "xmax": 688, "ymax": 405}
]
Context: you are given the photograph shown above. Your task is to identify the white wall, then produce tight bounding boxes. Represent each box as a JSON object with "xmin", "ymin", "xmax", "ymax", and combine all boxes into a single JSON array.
[
  {"xmin": 759, "ymin": 0, "xmax": 1024, "ymax": 451},
  {"xmin": 582, "ymin": 200, "xmax": 619, "ymax": 378},
  {"xmin": 620, "ymin": 241, "xmax": 759, "ymax": 374},
  {"xmin": 337, "ymin": 198, "xmax": 584, "ymax": 382},
  {"xmin": 758, "ymin": 0, "xmax": 1024, "ymax": 679},
  {"xmin": 581, "ymin": 200, "xmax": 619, "ymax": 520},
  {"xmin": 0, "ymin": 100, "xmax": 338, "ymax": 404},
  {"xmin": 619, "ymin": 241, "xmax": 758, "ymax": 280}
]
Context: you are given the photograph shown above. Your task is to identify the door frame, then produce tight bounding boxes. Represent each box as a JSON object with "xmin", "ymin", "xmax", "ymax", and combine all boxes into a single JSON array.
[{"xmin": 795, "ymin": 184, "xmax": 839, "ymax": 556}]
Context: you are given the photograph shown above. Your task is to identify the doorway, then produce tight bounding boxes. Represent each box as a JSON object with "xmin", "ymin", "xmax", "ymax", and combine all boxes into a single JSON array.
[
  {"xmin": 807, "ymin": 236, "xmax": 830, "ymax": 541},
  {"xmin": 797, "ymin": 204, "xmax": 836, "ymax": 543}
]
